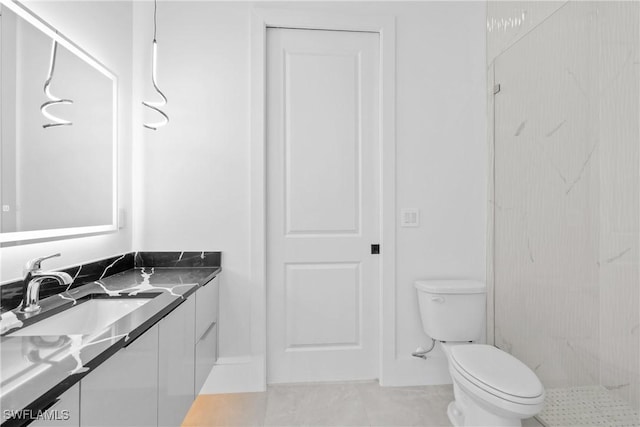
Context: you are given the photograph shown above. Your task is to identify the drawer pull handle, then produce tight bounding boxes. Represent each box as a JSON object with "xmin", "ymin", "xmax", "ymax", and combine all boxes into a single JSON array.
[{"xmin": 199, "ymin": 321, "xmax": 216, "ymax": 342}]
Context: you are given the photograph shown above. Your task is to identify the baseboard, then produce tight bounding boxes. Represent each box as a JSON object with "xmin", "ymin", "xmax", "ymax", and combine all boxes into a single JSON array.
[
  {"xmin": 380, "ymin": 353, "xmax": 452, "ymax": 387},
  {"xmin": 198, "ymin": 353, "xmax": 450, "ymax": 392},
  {"xmin": 215, "ymin": 355, "xmax": 254, "ymax": 365},
  {"xmin": 198, "ymin": 355, "xmax": 266, "ymax": 394}
]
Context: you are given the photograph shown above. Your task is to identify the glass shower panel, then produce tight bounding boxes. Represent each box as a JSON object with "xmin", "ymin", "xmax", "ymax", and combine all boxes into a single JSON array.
[
  {"xmin": 596, "ymin": 1, "xmax": 640, "ymax": 414},
  {"xmin": 492, "ymin": 1, "xmax": 638, "ymax": 425}
]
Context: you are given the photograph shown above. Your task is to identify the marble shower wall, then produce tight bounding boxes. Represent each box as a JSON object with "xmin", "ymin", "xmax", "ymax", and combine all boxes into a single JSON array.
[{"xmin": 488, "ymin": 1, "xmax": 639, "ymax": 409}]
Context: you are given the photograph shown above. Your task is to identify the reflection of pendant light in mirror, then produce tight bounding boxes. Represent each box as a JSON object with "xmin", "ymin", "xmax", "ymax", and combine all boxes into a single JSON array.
[
  {"xmin": 41, "ymin": 39, "xmax": 73, "ymax": 128},
  {"xmin": 142, "ymin": 0, "xmax": 168, "ymax": 130}
]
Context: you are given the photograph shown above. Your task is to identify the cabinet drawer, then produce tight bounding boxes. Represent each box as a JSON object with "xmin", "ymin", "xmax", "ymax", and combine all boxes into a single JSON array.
[
  {"xmin": 195, "ymin": 275, "xmax": 219, "ymax": 340},
  {"xmin": 159, "ymin": 297, "xmax": 195, "ymax": 427},
  {"xmin": 195, "ymin": 322, "xmax": 217, "ymax": 394},
  {"xmin": 80, "ymin": 325, "xmax": 159, "ymax": 427}
]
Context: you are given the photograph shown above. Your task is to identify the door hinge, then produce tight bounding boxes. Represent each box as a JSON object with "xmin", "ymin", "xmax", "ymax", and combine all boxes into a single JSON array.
[
  {"xmin": 371, "ymin": 244, "xmax": 380, "ymax": 255},
  {"xmin": 493, "ymin": 84, "xmax": 501, "ymax": 95}
]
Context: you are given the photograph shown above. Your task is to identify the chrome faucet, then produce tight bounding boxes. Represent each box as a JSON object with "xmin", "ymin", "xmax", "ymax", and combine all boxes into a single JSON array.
[{"xmin": 21, "ymin": 253, "xmax": 73, "ymax": 313}]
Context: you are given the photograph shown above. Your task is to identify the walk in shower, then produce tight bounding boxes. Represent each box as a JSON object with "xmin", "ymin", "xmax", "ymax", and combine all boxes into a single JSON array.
[{"xmin": 488, "ymin": 1, "xmax": 639, "ymax": 425}]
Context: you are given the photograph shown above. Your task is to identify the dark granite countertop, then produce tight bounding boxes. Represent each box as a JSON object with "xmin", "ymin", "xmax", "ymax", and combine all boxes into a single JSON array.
[{"xmin": 0, "ymin": 265, "xmax": 220, "ymax": 427}]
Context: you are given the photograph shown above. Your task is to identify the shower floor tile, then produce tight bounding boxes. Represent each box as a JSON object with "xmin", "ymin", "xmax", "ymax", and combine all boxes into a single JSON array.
[{"xmin": 538, "ymin": 386, "xmax": 639, "ymax": 427}]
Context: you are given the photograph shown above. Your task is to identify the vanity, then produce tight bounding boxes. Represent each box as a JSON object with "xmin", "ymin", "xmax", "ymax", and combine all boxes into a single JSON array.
[
  {"xmin": 0, "ymin": 251, "xmax": 221, "ymax": 427},
  {"xmin": 0, "ymin": 1, "xmax": 222, "ymax": 425}
]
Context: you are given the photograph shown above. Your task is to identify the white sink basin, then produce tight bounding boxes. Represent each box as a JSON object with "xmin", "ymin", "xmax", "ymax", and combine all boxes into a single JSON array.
[{"xmin": 10, "ymin": 298, "xmax": 152, "ymax": 336}]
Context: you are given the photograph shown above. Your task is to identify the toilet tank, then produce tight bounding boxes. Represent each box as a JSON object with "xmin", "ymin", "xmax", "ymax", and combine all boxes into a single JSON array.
[{"xmin": 414, "ymin": 280, "xmax": 486, "ymax": 342}]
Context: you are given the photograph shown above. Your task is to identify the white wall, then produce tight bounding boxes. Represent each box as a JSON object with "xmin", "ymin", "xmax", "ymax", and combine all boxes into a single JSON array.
[
  {"xmin": 0, "ymin": 1, "xmax": 133, "ymax": 282},
  {"xmin": 133, "ymin": 1, "xmax": 486, "ymax": 386},
  {"xmin": 132, "ymin": 1, "xmax": 253, "ymax": 358},
  {"xmin": 383, "ymin": 1, "xmax": 486, "ymax": 384}
]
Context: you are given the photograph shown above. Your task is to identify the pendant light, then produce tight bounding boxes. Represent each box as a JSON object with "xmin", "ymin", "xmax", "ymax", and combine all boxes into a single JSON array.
[
  {"xmin": 142, "ymin": 0, "xmax": 168, "ymax": 130},
  {"xmin": 41, "ymin": 39, "xmax": 73, "ymax": 128}
]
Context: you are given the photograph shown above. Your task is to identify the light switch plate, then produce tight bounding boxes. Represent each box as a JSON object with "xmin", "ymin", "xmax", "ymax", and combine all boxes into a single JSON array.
[{"xmin": 400, "ymin": 208, "xmax": 420, "ymax": 227}]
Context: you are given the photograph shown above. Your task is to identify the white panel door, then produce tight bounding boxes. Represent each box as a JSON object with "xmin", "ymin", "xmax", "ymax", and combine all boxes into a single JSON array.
[{"xmin": 267, "ymin": 28, "xmax": 380, "ymax": 383}]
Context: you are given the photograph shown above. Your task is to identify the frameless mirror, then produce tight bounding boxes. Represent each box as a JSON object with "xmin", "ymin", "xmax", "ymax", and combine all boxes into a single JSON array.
[{"xmin": 0, "ymin": 0, "xmax": 117, "ymax": 243}]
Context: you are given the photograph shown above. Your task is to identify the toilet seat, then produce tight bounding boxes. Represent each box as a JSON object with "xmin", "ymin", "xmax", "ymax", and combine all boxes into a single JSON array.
[{"xmin": 449, "ymin": 345, "xmax": 544, "ymax": 406}]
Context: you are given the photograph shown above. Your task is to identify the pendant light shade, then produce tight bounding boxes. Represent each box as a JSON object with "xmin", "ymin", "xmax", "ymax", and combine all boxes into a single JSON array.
[{"xmin": 142, "ymin": 0, "xmax": 168, "ymax": 130}]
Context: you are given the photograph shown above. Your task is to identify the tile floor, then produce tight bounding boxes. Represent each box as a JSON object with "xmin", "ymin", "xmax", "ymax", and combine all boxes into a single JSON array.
[
  {"xmin": 182, "ymin": 381, "xmax": 545, "ymax": 426},
  {"xmin": 538, "ymin": 386, "xmax": 640, "ymax": 427}
]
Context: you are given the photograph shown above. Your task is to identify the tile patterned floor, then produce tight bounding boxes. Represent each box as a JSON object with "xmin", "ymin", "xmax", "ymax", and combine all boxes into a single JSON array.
[
  {"xmin": 537, "ymin": 386, "xmax": 640, "ymax": 427},
  {"xmin": 182, "ymin": 381, "xmax": 544, "ymax": 427}
]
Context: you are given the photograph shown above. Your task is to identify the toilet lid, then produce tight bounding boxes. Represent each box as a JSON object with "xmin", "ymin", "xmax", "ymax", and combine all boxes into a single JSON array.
[{"xmin": 450, "ymin": 345, "xmax": 544, "ymax": 399}]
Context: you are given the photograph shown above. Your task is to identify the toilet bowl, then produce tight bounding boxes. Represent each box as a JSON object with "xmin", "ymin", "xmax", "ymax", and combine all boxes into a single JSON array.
[
  {"xmin": 414, "ymin": 280, "xmax": 545, "ymax": 427},
  {"xmin": 444, "ymin": 343, "xmax": 544, "ymax": 426}
]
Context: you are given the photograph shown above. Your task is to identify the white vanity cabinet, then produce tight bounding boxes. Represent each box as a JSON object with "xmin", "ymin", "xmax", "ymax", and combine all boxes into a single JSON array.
[
  {"xmin": 30, "ymin": 383, "xmax": 79, "ymax": 427},
  {"xmin": 80, "ymin": 325, "xmax": 159, "ymax": 427},
  {"xmin": 158, "ymin": 297, "xmax": 196, "ymax": 427},
  {"xmin": 23, "ymin": 274, "xmax": 219, "ymax": 427},
  {"xmin": 194, "ymin": 276, "xmax": 219, "ymax": 394}
]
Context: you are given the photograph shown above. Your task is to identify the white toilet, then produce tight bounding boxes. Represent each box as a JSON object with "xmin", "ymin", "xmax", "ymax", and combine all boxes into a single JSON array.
[{"xmin": 414, "ymin": 280, "xmax": 545, "ymax": 427}]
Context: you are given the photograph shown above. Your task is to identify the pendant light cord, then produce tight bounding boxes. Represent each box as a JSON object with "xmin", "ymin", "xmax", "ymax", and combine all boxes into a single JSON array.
[{"xmin": 153, "ymin": 0, "xmax": 157, "ymax": 42}]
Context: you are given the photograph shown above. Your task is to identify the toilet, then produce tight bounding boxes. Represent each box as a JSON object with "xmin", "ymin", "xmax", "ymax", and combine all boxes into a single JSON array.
[{"xmin": 414, "ymin": 280, "xmax": 545, "ymax": 427}]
